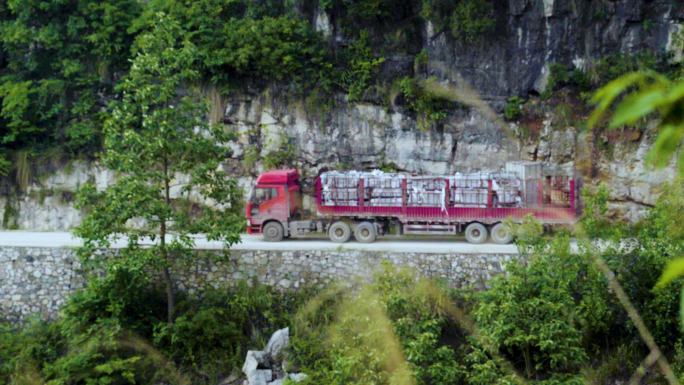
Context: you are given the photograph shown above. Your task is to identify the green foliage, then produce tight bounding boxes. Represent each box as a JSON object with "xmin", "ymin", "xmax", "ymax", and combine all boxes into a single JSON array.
[
  {"xmin": 504, "ymin": 96, "xmax": 524, "ymax": 121},
  {"xmin": 341, "ymin": 30, "xmax": 385, "ymax": 102},
  {"xmin": 141, "ymin": 1, "xmax": 333, "ymax": 91},
  {"xmin": 0, "ymin": 270, "xmax": 306, "ymax": 385},
  {"xmin": 208, "ymin": 16, "xmax": 333, "ymax": 90},
  {"xmin": 344, "ymin": 0, "xmax": 394, "ymax": 20},
  {"xmin": 621, "ymin": 179, "xmax": 684, "ymax": 346},
  {"xmin": 587, "ymin": 52, "xmax": 659, "ymax": 85},
  {"xmin": 579, "ymin": 184, "xmax": 619, "ymax": 238},
  {"xmin": 413, "ymin": 49, "xmax": 429, "ymax": 75},
  {"xmin": 74, "ymin": 13, "xmax": 244, "ymax": 323},
  {"xmin": 291, "ymin": 263, "xmax": 465, "ymax": 385},
  {"xmin": 155, "ymin": 282, "xmax": 306, "ymax": 384},
  {"xmin": 263, "ymin": 133, "xmax": 297, "ymax": 170},
  {"xmin": 396, "ymin": 77, "xmax": 451, "ymax": 130},
  {"xmin": 542, "ymin": 53, "xmax": 662, "ymax": 99},
  {"xmin": 0, "ymin": 0, "xmax": 337, "ymax": 175},
  {"xmin": 589, "ymin": 70, "xmax": 684, "ymax": 175},
  {"xmin": 471, "ymin": 233, "xmax": 611, "ymax": 381},
  {"xmin": 449, "ymin": 0, "xmax": 495, "ymax": 43},
  {"xmin": 0, "ymin": 0, "xmax": 141, "ymax": 159},
  {"xmin": 374, "ymin": 265, "xmax": 465, "ymax": 385},
  {"xmin": 421, "ymin": 0, "xmax": 495, "ymax": 43}
]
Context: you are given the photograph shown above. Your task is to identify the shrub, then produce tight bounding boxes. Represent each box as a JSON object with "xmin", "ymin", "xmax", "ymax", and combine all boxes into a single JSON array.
[
  {"xmin": 291, "ymin": 263, "xmax": 465, "ymax": 385},
  {"xmin": 470, "ymin": 234, "xmax": 611, "ymax": 381},
  {"xmin": 0, "ymin": 267, "xmax": 309, "ymax": 385},
  {"xmin": 262, "ymin": 133, "xmax": 297, "ymax": 170},
  {"xmin": 504, "ymin": 96, "xmax": 524, "ymax": 121},
  {"xmin": 142, "ymin": 1, "xmax": 333, "ymax": 91},
  {"xmin": 0, "ymin": 320, "xmax": 64, "ymax": 384},
  {"xmin": 449, "ymin": 0, "xmax": 495, "ymax": 43},
  {"xmin": 155, "ymin": 282, "xmax": 307, "ymax": 383},
  {"xmin": 542, "ymin": 51, "xmax": 663, "ymax": 98},
  {"xmin": 606, "ymin": 179, "xmax": 684, "ymax": 349},
  {"xmin": 421, "ymin": 0, "xmax": 495, "ymax": 43},
  {"xmin": 396, "ymin": 76, "xmax": 452, "ymax": 130},
  {"xmin": 579, "ymin": 184, "xmax": 620, "ymax": 239},
  {"xmin": 340, "ymin": 30, "xmax": 385, "ymax": 102}
]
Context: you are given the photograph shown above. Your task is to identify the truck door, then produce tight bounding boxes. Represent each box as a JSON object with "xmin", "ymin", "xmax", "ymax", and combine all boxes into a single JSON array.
[{"xmin": 250, "ymin": 185, "xmax": 288, "ymax": 223}]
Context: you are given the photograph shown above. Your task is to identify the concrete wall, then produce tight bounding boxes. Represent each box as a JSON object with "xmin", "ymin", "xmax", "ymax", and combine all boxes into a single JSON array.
[{"xmin": 0, "ymin": 246, "xmax": 517, "ymax": 323}]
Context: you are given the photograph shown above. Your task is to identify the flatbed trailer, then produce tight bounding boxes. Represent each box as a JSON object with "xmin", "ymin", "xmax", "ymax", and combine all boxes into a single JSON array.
[{"xmin": 246, "ymin": 164, "xmax": 577, "ymax": 244}]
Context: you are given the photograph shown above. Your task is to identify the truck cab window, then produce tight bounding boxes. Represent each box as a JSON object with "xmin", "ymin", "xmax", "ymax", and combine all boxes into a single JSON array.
[{"xmin": 252, "ymin": 187, "xmax": 278, "ymax": 204}]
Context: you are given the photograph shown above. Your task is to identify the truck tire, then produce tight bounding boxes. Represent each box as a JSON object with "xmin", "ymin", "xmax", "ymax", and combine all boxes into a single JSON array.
[
  {"xmin": 329, "ymin": 221, "xmax": 351, "ymax": 243},
  {"xmin": 490, "ymin": 223, "xmax": 513, "ymax": 244},
  {"xmin": 354, "ymin": 222, "xmax": 377, "ymax": 243},
  {"xmin": 465, "ymin": 222, "xmax": 487, "ymax": 244},
  {"xmin": 263, "ymin": 222, "xmax": 284, "ymax": 242}
]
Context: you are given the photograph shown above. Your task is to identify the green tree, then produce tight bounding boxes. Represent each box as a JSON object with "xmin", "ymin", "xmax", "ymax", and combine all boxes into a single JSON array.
[{"xmin": 75, "ymin": 13, "xmax": 243, "ymax": 325}]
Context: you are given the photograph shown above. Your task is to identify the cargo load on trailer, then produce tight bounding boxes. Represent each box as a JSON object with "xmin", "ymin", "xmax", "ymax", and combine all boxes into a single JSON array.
[
  {"xmin": 319, "ymin": 170, "xmax": 528, "ymax": 208},
  {"xmin": 245, "ymin": 161, "xmax": 577, "ymax": 244}
]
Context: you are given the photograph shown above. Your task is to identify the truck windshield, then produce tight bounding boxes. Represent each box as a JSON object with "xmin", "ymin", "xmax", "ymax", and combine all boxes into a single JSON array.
[{"xmin": 250, "ymin": 187, "xmax": 278, "ymax": 204}]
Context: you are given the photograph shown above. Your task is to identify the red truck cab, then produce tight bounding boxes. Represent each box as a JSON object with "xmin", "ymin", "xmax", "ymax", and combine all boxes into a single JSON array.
[{"xmin": 246, "ymin": 169, "xmax": 300, "ymax": 239}]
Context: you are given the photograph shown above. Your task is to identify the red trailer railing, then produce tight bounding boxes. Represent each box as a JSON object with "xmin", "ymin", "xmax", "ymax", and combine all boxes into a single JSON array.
[{"xmin": 315, "ymin": 174, "xmax": 576, "ymax": 225}]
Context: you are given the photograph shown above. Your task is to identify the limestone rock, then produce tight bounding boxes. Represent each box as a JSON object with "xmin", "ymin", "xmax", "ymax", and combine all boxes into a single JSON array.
[
  {"xmin": 265, "ymin": 328, "xmax": 289, "ymax": 361},
  {"xmin": 239, "ymin": 328, "xmax": 307, "ymax": 385}
]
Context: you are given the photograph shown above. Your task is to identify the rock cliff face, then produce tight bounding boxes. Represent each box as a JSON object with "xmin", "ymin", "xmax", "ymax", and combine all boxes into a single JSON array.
[
  {"xmin": 1, "ymin": 0, "xmax": 682, "ymax": 229},
  {"xmin": 427, "ymin": 0, "xmax": 682, "ymax": 98}
]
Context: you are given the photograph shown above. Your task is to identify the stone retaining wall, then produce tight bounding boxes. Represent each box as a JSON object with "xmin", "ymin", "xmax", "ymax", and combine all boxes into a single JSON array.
[{"xmin": 0, "ymin": 246, "xmax": 517, "ymax": 323}]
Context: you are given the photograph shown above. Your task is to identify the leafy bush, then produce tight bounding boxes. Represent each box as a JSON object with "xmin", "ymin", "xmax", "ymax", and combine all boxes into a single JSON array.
[
  {"xmin": 0, "ymin": 319, "xmax": 64, "ymax": 385},
  {"xmin": 579, "ymin": 184, "xmax": 619, "ymax": 239},
  {"xmin": 0, "ymin": 0, "xmax": 141, "ymax": 161},
  {"xmin": 421, "ymin": 0, "xmax": 495, "ymax": 43},
  {"xmin": 542, "ymin": 51, "xmax": 663, "ymax": 99},
  {"xmin": 470, "ymin": 234, "xmax": 611, "ymax": 381},
  {"xmin": 504, "ymin": 96, "xmax": 524, "ymax": 121},
  {"xmin": 396, "ymin": 76, "xmax": 452, "ymax": 130},
  {"xmin": 606, "ymin": 179, "xmax": 684, "ymax": 349},
  {"xmin": 0, "ymin": 267, "xmax": 308, "ymax": 385},
  {"xmin": 155, "ymin": 282, "xmax": 307, "ymax": 383},
  {"xmin": 263, "ymin": 133, "xmax": 297, "ymax": 170},
  {"xmin": 291, "ymin": 263, "xmax": 465, "ymax": 385},
  {"xmin": 449, "ymin": 0, "xmax": 495, "ymax": 43},
  {"xmin": 341, "ymin": 30, "xmax": 385, "ymax": 102}
]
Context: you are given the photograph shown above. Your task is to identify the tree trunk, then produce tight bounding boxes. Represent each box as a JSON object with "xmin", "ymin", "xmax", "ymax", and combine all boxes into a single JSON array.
[
  {"xmin": 162, "ymin": 265, "xmax": 175, "ymax": 326},
  {"xmin": 161, "ymin": 156, "xmax": 175, "ymax": 326}
]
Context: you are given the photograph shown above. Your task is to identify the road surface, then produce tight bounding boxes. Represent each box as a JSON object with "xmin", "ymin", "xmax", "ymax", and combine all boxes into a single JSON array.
[{"xmin": 0, "ymin": 232, "xmax": 519, "ymax": 254}]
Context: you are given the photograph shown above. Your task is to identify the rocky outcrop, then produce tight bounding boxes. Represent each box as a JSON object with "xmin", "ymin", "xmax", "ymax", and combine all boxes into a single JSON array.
[
  {"xmin": 239, "ymin": 328, "xmax": 306, "ymax": 385},
  {"xmin": 427, "ymin": 0, "xmax": 682, "ymax": 99}
]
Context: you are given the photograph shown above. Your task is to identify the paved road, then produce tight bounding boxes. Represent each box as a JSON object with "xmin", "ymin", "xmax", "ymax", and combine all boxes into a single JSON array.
[{"xmin": 0, "ymin": 232, "xmax": 519, "ymax": 254}]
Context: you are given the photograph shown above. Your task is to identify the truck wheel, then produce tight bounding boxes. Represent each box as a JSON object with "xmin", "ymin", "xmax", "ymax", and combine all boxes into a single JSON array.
[
  {"xmin": 328, "ymin": 221, "xmax": 351, "ymax": 243},
  {"xmin": 465, "ymin": 222, "xmax": 487, "ymax": 244},
  {"xmin": 354, "ymin": 222, "xmax": 377, "ymax": 243},
  {"xmin": 490, "ymin": 223, "xmax": 513, "ymax": 244},
  {"xmin": 263, "ymin": 222, "xmax": 284, "ymax": 242}
]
